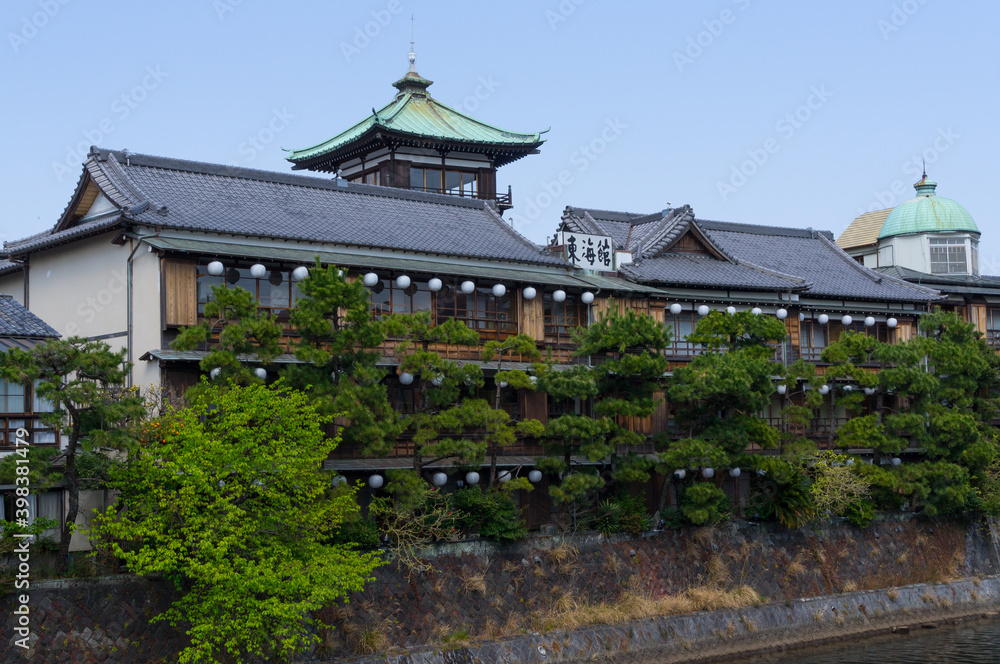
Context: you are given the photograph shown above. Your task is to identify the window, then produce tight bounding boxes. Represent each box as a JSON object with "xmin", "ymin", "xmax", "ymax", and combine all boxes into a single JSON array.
[
  {"xmin": 878, "ymin": 244, "xmax": 894, "ymax": 267},
  {"xmin": 929, "ymin": 237, "xmax": 968, "ymax": 275},
  {"xmin": 987, "ymin": 309, "xmax": 1000, "ymax": 349},
  {"xmin": 666, "ymin": 312, "xmax": 704, "ymax": 356},
  {"xmin": 196, "ymin": 265, "xmax": 303, "ymax": 320},
  {"xmin": 0, "ymin": 379, "xmax": 25, "ymax": 414},
  {"xmin": 435, "ymin": 280, "xmax": 516, "ymax": 340},
  {"xmin": 349, "ymin": 169, "xmax": 380, "ymax": 186},
  {"xmin": 410, "ymin": 167, "xmax": 478, "ymax": 197},
  {"xmin": 800, "ymin": 321, "xmax": 827, "ymax": 361},
  {"xmin": 370, "ymin": 279, "xmax": 433, "ymax": 319},
  {"xmin": 543, "ymin": 293, "xmax": 585, "ymax": 344}
]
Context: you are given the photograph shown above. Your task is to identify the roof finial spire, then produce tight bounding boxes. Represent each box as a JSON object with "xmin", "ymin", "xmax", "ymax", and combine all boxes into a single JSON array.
[
  {"xmin": 407, "ymin": 15, "xmax": 417, "ymax": 73},
  {"xmin": 922, "ymin": 157, "xmax": 927, "ymax": 180}
]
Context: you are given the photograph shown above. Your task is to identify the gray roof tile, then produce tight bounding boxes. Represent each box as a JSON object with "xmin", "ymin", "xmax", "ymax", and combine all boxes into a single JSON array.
[{"xmin": 0, "ymin": 296, "xmax": 59, "ymax": 338}]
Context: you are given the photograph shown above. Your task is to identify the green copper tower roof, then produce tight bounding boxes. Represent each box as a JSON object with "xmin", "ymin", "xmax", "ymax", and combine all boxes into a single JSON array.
[
  {"xmin": 286, "ymin": 60, "xmax": 546, "ymax": 172},
  {"xmin": 878, "ymin": 177, "xmax": 978, "ymax": 239}
]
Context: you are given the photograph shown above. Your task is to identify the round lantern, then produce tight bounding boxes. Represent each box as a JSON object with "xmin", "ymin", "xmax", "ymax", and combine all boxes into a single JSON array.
[
  {"xmin": 332, "ymin": 476, "xmax": 347, "ymax": 487},
  {"xmin": 799, "ymin": 313, "xmax": 805, "ymax": 322},
  {"xmin": 207, "ymin": 261, "xmax": 225, "ymax": 276},
  {"xmin": 465, "ymin": 471, "xmax": 480, "ymax": 485},
  {"xmin": 528, "ymin": 470, "xmax": 543, "ymax": 483},
  {"xmin": 581, "ymin": 291, "xmax": 595, "ymax": 304},
  {"xmin": 846, "ymin": 458, "xmax": 855, "ymax": 466},
  {"xmin": 498, "ymin": 380, "xmax": 508, "ymax": 388},
  {"xmin": 751, "ymin": 307, "xmax": 762, "ymax": 315},
  {"xmin": 523, "ymin": 286, "xmax": 537, "ymax": 300},
  {"xmin": 363, "ymin": 272, "xmax": 379, "ymax": 287},
  {"xmin": 673, "ymin": 469, "xmax": 686, "ymax": 480},
  {"xmin": 702, "ymin": 467, "xmax": 715, "ymax": 479},
  {"xmin": 818, "ymin": 314, "xmax": 830, "ymax": 325},
  {"xmin": 777, "ymin": 384, "xmax": 787, "ymax": 395},
  {"xmin": 209, "ymin": 367, "xmax": 221, "ymax": 379},
  {"xmin": 841, "ymin": 315, "xmax": 853, "ymax": 326},
  {"xmin": 776, "ymin": 308, "xmax": 788, "ymax": 320},
  {"xmin": 529, "ymin": 376, "xmax": 538, "ymax": 386},
  {"xmin": 891, "ymin": 457, "xmax": 902, "ymax": 467},
  {"xmin": 368, "ymin": 475, "xmax": 384, "ymax": 489},
  {"xmin": 254, "ymin": 367, "xmax": 267, "ymax": 380},
  {"xmin": 432, "ymin": 472, "xmax": 448, "ymax": 487},
  {"xmin": 431, "ymin": 375, "xmax": 443, "ymax": 387},
  {"xmin": 492, "ymin": 284, "xmax": 506, "ymax": 297},
  {"xmin": 250, "ymin": 264, "xmax": 267, "ymax": 279},
  {"xmin": 291, "ymin": 265, "xmax": 309, "ymax": 281},
  {"xmin": 864, "ymin": 316, "xmax": 876, "ymax": 327},
  {"xmin": 729, "ymin": 467, "xmax": 741, "ymax": 478},
  {"xmin": 844, "ymin": 384, "xmax": 854, "ymax": 392},
  {"xmin": 864, "ymin": 387, "xmax": 876, "ymax": 396},
  {"xmin": 726, "ymin": 306, "xmax": 736, "ymax": 315},
  {"xmin": 552, "ymin": 290, "xmax": 567, "ymax": 303},
  {"xmin": 396, "ymin": 275, "xmax": 411, "ymax": 289},
  {"xmin": 460, "ymin": 280, "xmax": 476, "ymax": 294},
  {"xmin": 399, "ymin": 372, "xmax": 414, "ymax": 386},
  {"xmin": 330, "ymin": 370, "xmax": 339, "ymax": 382},
  {"xmin": 887, "ymin": 318, "xmax": 898, "ymax": 328},
  {"xmin": 669, "ymin": 303, "xmax": 683, "ymax": 315},
  {"xmin": 498, "ymin": 471, "xmax": 512, "ymax": 483},
  {"xmin": 428, "ymin": 278, "xmax": 443, "ymax": 291},
  {"xmin": 697, "ymin": 305, "xmax": 710, "ymax": 316},
  {"xmin": 818, "ymin": 384, "xmax": 830, "ymax": 395}
]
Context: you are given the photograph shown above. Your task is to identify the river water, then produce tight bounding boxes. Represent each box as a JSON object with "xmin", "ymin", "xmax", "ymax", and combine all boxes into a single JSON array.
[{"xmin": 747, "ymin": 619, "xmax": 1000, "ymax": 663}]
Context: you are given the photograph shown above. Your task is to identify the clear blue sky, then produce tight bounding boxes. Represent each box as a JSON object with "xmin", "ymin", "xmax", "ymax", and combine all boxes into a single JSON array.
[{"xmin": 3, "ymin": 1, "xmax": 998, "ymax": 270}]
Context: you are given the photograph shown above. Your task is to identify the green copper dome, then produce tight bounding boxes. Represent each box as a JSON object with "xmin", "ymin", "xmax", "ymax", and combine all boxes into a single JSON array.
[{"xmin": 878, "ymin": 177, "xmax": 978, "ymax": 239}]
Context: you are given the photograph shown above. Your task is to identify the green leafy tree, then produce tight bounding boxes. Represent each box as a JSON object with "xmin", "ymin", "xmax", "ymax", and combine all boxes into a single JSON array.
[
  {"xmin": 281, "ymin": 260, "xmax": 403, "ymax": 456},
  {"xmin": 0, "ymin": 338, "xmax": 146, "ymax": 573},
  {"xmin": 172, "ymin": 283, "xmax": 283, "ymax": 390},
  {"xmin": 91, "ymin": 382, "xmax": 383, "ymax": 664},
  {"xmin": 538, "ymin": 304, "xmax": 669, "ymax": 513}
]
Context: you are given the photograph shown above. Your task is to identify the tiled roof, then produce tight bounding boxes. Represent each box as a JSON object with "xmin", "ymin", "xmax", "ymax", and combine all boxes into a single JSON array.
[
  {"xmin": 0, "ymin": 296, "xmax": 59, "ymax": 338},
  {"xmin": 877, "ymin": 266, "xmax": 1000, "ymax": 295},
  {"xmin": 563, "ymin": 206, "xmax": 942, "ymax": 303},
  {"xmin": 6, "ymin": 148, "xmax": 566, "ymax": 268},
  {"xmin": 837, "ymin": 208, "xmax": 891, "ymax": 249}
]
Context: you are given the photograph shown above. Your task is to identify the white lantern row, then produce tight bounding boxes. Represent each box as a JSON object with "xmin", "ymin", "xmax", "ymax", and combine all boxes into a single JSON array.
[{"xmin": 207, "ymin": 261, "xmax": 314, "ymax": 282}]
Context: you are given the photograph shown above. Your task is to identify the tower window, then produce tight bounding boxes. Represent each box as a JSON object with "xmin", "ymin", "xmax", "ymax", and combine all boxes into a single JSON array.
[{"xmin": 929, "ymin": 237, "xmax": 968, "ymax": 274}]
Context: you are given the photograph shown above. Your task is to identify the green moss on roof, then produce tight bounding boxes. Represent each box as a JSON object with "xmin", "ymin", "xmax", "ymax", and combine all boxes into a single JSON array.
[{"xmin": 878, "ymin": 178, "xmax": 978, "ymax": 239}]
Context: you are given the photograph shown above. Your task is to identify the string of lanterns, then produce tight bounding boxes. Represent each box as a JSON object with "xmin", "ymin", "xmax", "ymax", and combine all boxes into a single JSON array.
[
  {"xmin": 664, "ymin": 302, "xmax": 900, "ymax": 330},
  {"xmin": 364, "ymin": 467, "xmax": 548, "ymax": 491}
]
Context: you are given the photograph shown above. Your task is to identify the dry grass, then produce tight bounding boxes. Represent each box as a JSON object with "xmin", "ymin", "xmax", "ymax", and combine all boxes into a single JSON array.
[
  {"xmin": 693, "ymin": 526, "xmax": 716, "ymax": 548},
  {"xmin": 344, "ymin": 618, "xmax": 392, "ymax": 655},
  {"xmin": 887, "ymin": 589, "xmax": 899, "ymax": 601},
  {"xmin": 896, "ymin": 550, "xmax": 910, "ymax": 565},
  {"xmin": 539, "ymin": 585, "xmax": 760, "ymax": 632},
  {"xmin": 603, "ymin": 554, "xmax": 624, "ymax": 576},
  {"xmin": 842, "ymin": 580, "xmax": 859, "ymax": 593},
  {"xmin": 460, "ymin": 570, "xmax": 488, "ymax": 596},
  {"xmin": 706, "ymin": 555, "xmax": 730, "ymax": 587},
  {"xmin": 501, "ymin": 559, "xmax": 521, "ymax": 574},
  {"xmin": 547, "ymin": 542, "xmax": 578, "ymax": 565},
  {"xmin": 921, "ymin": 592, "xmax": 936, "ymax": 604},
  {"xmin": 786, "ymin": 553, "xmax": 808, "ymax": 579}
]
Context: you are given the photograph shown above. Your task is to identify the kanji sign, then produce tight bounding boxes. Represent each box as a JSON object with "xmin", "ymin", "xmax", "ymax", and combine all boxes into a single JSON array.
[{"xmin": 558, "ymin": 231, "xmax": 614, "ymax": 270}]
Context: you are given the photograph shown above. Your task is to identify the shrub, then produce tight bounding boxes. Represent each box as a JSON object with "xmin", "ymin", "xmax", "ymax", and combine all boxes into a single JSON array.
[
  {"xmin": 451, "ymin": 488, "xmax": 527, "ymax": 543},
  {"xmin": 661, "ymin": 506, "xmax": 687, "ymax": 530},
  {"xmin": 680, "ymin": 483, "xmax": 731, "ymax": 525},
  {"xmin": 845, "ymin": 500, "xmax": 876, "ymax": 528}
]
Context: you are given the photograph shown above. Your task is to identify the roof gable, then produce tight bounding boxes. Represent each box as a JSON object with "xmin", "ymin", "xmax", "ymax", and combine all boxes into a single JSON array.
[{"xmin": 837, "ymin": 208, "xmax": 891, "ymax": 250}]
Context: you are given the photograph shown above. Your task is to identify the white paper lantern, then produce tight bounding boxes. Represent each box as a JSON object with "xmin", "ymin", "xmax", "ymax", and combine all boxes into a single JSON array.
[
  {"xmin": 776, "ymin": 384, "xmax": 787, "ymax": 395},
  {"xmin": 673, "ymin": 469, "xmax": 686, "ymax": 480},
  {"xmin": 431, "ymin": 375, "xmax": 443, "ymax": 387},
  {"xmin": 428, "ymin": 277, "xmax": 443, "ymax": 291},
  {"xmin": 249, "ymin": 264, "xmax": 267, "ymax": 279},
  {"xmin": 799, "ymin": 313, "xmax": 805, "ymax": 322},
  {"xmin": 498, "ymin": 380, "xmax": 508, "ymax": 388},
  {"xmin": 330, "ymin": 370, "xmax": 339, "ymax": 382},
  {"xmin": 460, "ymin": 280, "xmax": 476, "ymax": 294},
  {"xmin": 368, "ymin": 475, "xmax": 384, "ymax": 489},
  {"xmin": 818, "ymin": 314, "xmax": 829, "ymax": 325},
  {"xmin": 701, "ymin": 467, "xmax": 715, "ymax": 479},
  {"xmin": 209, "ymin": 367, "xmax": 221, "ymax": 379},
  {"xmin": 291, "ymin": 265, "xmax": 309, "ymax": 282},
  {"xmin": 552, "ymin": 290, "xmax": 566, "ymax": 303},
  {"xmin": 818, "ymin": 384, "xmax": 830, "ymax": 395},
  {"xmin": 396, "ymin": 275, "xmax": 411, "ymax": 289},
  {"xmin": 891, "ymin": 457, "xmax": 902, "ymax": 467},
  {"xmin": 887, "ymin": 318, "xmax": 898, "ymax": 328},
  {"xmin": 207, "ymin": 261, "xmax": 225, "ymax": 276},
  {"xmin": 581, "ymin": 291, "xmax": 595, "ymax": 304},
  {"xmin": 332, "ymin": 475, "xmax": 347, "ymax": 487},
  {"xmin": 864, "ymin": 316, "xmax": 876, "ymax": 327},
  {"xmin": 528, "ymin": 470, "xmax": 543, "ymax": 483},
  {"xmin": 726, "ymin": 306, "xmax": 737, "ymax": 315},
  {"xmin": 729, "ymin": 467, "xmax": 741, "ymax": 478},
  {"xmin": 669, "ymin": 303, "xmax": 683, "ymax": 315},
  {"xmin": 751, "ymin": 307, "xmax": 762, "ymax": 315},
  {"xmin": 522, "ymin": 286, "xmax": 537, "ymax": 300},
  {"xmin": 498, "ymin": 471, "xmax": 512, "ymax": 483},
  {"xmin": 846, "ymin": 458, "xmax": 855, "ymax": 466},
  {"xmin": 864, "ymin": 387, "xmax": 876, "ymax": 396},
  {"xmin": 776, "ymin": 308, "xmax": 788, "ymax": 320},
  {"xmin": 399, "ymin": 372, "xmax": 414, "ymax": 386},
  {"xmin": 841, "ymin": 315, "xmax": 853, "ymax": 326},
  {"xmin": 529, "ymin": 376, "xmax": 538, "ymax": 386},
  {"xmin": 363, "ymin": 272, "xmax": 379, "ymax": 287},
  {"xmin": 465, "ymin": 471, "xmax": 480, "ymax": 485},
  {"xmin": 697, "ymin": 305, "xmax": 710, "ymax": 316},
  {"xmin": 254, "ymin": 367, "xmax": 267, "ymax": 380},
  {"xmin": 843, "ymin": 385, "xmax": 854, "ymax": 392},
  {"xmin": 432, "ymin": 472, "xmax": 447, "ymax": 487},
  {"xmin": 492, "ymin": 284, "xmax": 506, "ymax": 297}
]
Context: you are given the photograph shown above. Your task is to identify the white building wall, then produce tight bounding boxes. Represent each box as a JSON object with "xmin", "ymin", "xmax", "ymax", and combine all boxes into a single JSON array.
[
  {"xmin": 131, "ymin": 247, "xmax": 162, "ymax": 389},
  {"xmin": 0, "ymin": 271, "xmax": 25, "ymax": 304}
]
